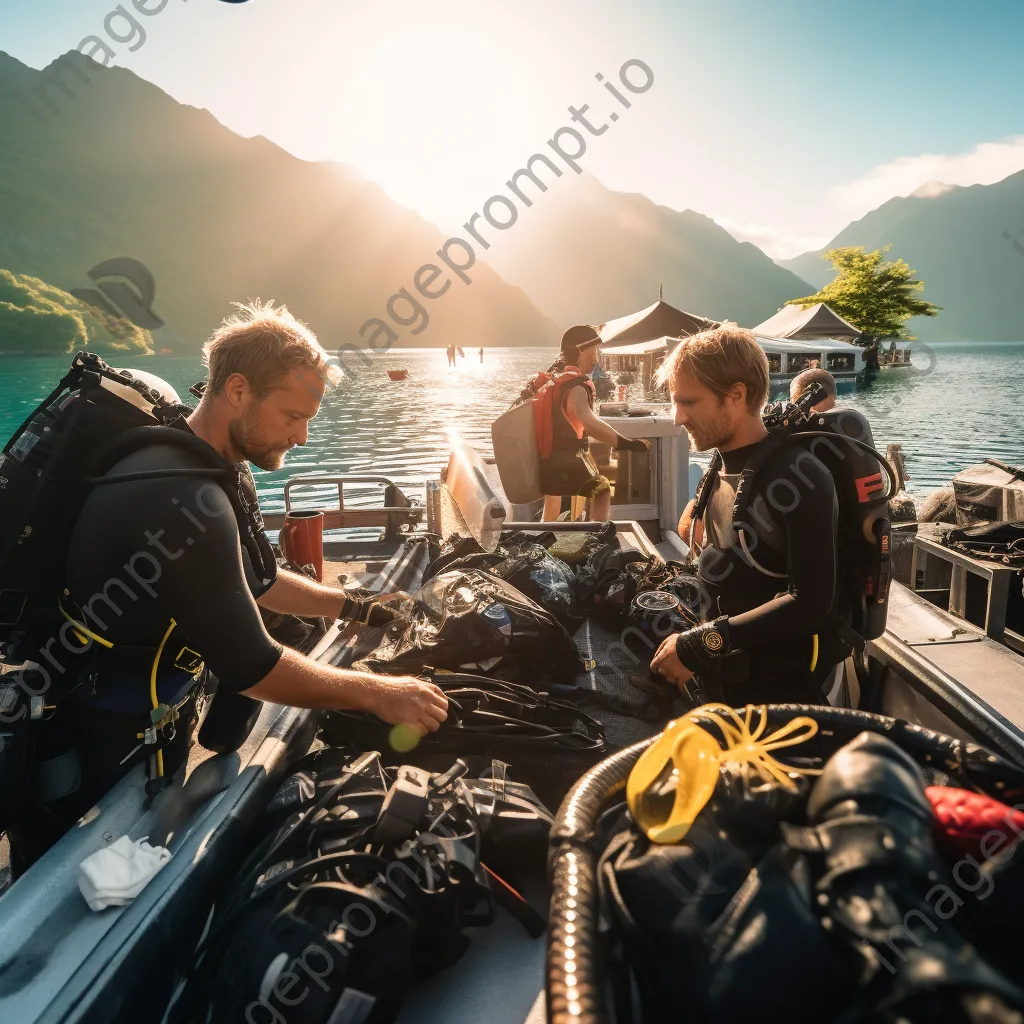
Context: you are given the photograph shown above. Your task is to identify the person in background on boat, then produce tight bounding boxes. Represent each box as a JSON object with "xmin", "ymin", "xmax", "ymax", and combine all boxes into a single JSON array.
[
  {"xmin": 862, "ymin": 339, "xmax": 880, "ymax": 372},
  {"xmin": 540, "ymin": 325, "xmax": 649, "ymax": 522},
  {"xmin": 650, "ymin": 322, "xmax": 846, "ymax": 707},
  {"xmin": 790, "ymin": 366, "xmax": 837, "ymax": 413},
  {"xmin": 446, "ymin": 343, "xmax": 456, "ymax": 367},
  {"xmin": 4, "ymin": 301, "xmax": 447, "ymax": 873}
]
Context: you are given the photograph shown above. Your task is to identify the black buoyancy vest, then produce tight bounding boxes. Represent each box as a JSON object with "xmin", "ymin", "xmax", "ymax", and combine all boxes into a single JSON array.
[{"xmin": 691, "ymin": 410, "xmax": 893, "ymax": 645}]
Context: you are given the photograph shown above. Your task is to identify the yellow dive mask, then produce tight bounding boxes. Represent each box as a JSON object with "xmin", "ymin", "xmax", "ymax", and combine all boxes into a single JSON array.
[{"xmin": 626, "ymin": 703, "xmax": 821, "ymax": 845}]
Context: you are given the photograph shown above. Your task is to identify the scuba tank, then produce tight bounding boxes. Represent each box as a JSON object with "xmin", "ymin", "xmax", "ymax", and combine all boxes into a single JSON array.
[{"xmin": 0, "ymin": 353, "xmax": 188, "ymax": 660}]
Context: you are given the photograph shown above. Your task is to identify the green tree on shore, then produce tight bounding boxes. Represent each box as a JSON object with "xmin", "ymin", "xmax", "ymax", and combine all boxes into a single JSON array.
[
  {"xmin": 787, "ymin": 246, "xmax": 940, "ymax": 342},
  {"xmin": 0, "ymin": 269, "xmax": 154, "ymax": 355}
]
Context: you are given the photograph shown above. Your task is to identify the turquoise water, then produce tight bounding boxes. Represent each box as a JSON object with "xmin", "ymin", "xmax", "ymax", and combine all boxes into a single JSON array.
[{"xmin": 1, "ymin": 343, "xmax": 1022, "ymax": 510}]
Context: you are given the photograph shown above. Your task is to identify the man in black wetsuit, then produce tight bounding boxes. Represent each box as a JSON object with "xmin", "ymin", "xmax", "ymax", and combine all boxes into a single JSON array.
[
  {"xmin": 651, "ymin": 323, "xmax": 848, "ymax": 707},
  {"xmin": 6, "ymin": 301, "xmax": 447, "ymax": 871}
]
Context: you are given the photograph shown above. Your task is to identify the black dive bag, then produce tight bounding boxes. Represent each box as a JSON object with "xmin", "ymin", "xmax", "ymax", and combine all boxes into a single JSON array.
[{"xmin": 364, "ymin": 568, "xmax": 584, "ymax": 683}]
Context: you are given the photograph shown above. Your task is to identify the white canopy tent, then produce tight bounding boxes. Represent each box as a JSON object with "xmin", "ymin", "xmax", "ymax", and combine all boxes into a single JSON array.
[{"xmin": 752, "ymin": 302, "xmax": 862, "ymax": 343}]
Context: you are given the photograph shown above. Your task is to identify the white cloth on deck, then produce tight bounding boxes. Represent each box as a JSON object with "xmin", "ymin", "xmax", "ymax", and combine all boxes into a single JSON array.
[{"xmin": 78, "ymin": 836, "xmax": 171, "ymax": 911}]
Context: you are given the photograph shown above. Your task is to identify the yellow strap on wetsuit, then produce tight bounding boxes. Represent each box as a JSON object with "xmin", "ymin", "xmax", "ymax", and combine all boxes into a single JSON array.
[
  {"xmin": 59, "ymin": 601, "xmax": 115, "ymax": 649},
  {"xmin": 149, "ymin": 618, "xmax": 177, "ymax": 779},
  {"xmin": 627, "ymin": 704, "xmax": 822, "ymax": 845},
  {"xmin": 809, "ymin": 633, "xmax": 819, "ymax": 673},
  {"xmin": 61, "ymin": 597, "xmax": 178, "ymax": 780}
]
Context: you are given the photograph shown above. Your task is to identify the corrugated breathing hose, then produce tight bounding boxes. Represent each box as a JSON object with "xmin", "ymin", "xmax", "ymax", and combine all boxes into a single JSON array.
[{"xmin": 546, "ymin": 737, "xmax": 655, "ymax": 1024}]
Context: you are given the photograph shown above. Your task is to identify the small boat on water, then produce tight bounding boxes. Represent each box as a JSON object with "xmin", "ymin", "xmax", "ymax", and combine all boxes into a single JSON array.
[
  {"xmin": 879, "ymin": 340, "xmax": 914, "ymax": 369},
  {"xmin": 386, "ymin": 368, "xmax": 409, "ymax": 381},
  {"xmin": 3, "ymin": 407, "xmax": 1023, "ymax": 1024}
]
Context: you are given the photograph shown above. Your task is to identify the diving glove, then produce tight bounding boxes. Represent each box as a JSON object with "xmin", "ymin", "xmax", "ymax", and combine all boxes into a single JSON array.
[
  {"xmin": 339, "ymin": 597, "xmax": 397, "ymax": 628},
  {"xmin": 675, "ymin": 616, "xmax": 731, "ymax": 672}
]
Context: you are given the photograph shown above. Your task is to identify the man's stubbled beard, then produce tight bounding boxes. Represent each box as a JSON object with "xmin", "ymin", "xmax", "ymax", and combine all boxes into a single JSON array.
[{"xmin": 230, "ymin": 401, "xmax": 289, "ymax": 470}]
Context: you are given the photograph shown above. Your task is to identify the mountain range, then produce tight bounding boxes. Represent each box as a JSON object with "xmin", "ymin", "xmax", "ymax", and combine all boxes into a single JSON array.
[
  {"xmin": 4, "ymin": 48, "xmax": 1020, "ymax": 350},
  {"xmin": 781, "ymin": 175, "xmax": 1024, "ymax": 342},
  {"xmin": 0, "ymin": 50, "xmax": 559, "ymax": 354},
  {"xmin": 0, "ymin": 50, "xmax": 812, "ymax": 354},
  {"xmin": 476, "ymin": 172, "xmax": 811, "ymax": 329}
]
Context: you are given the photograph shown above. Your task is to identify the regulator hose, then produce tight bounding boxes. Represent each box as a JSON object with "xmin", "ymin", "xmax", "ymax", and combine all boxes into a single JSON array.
[{"xmin": 546, "ymin": 737, "xmax": 654, "ymax": 1024}]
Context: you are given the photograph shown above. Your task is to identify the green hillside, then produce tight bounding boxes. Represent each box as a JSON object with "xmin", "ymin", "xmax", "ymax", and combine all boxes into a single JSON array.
[
  {"xmin": 0, "ymin": 268, "xmax": 153, "ymax": 355},
  {"xmin": 780, "ymin": 174, "xmax": 1024, "ymax": 341},
  {"xmin": 482, "ymin": 172, "xmax": 813, "ymax": 328},
  {"xmin": 0, "ymin": 50, "xmax": 559, "ymax": 353}
]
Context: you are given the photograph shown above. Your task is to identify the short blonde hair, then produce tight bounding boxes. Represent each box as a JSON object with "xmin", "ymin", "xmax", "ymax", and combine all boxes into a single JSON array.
[
  {"xmin": 655, "ymin": 321, "xmax": 769, "ymax": 411},
  {"xmin": 202, "ymin": 300, "xmax": 343, "ymax": 397}
]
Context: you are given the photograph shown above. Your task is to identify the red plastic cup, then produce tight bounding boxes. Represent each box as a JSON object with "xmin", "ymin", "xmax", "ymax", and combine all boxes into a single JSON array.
[{"xmin": 279, "ymin": 510, "xmax": 324, "ymax": 580}]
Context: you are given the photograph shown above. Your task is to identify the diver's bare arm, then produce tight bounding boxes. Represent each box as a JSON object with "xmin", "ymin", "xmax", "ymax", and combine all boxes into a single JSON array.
[
  {"xmin": 567, "ymin": 388, "xmax": 624, "ymax": 446},
  {"xmin": 242, "ymin": 648, "xmax": 447, "ymax": 733},
  {"xmin": 256, "ymin": 566, "xmax": 353, "ymax": 618}
]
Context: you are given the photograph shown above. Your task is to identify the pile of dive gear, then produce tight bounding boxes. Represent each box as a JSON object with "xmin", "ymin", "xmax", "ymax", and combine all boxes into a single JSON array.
[
  {"xmin": 322, "ymin": 671, "xmax": 608, "ymax": 811},
  {"xmin": 548, "ymin": 704, "xmax": 1024, "ymax": 1024},
  {"xmin": 169, "ymin": 747, "xmax": 550, "ymax": 1024},
  {"xmin": 365, "ymin": 523, "xmax": 701, "ymax": 685},
  {"xmin": 332, "ymin": 524, "xmax": 704, "ymax": 806}
]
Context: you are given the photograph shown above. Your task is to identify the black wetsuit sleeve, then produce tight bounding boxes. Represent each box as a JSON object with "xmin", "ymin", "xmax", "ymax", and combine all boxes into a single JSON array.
[{"xmin": 724, "ymin": 454, "xmax": 839, "ymax": 652}]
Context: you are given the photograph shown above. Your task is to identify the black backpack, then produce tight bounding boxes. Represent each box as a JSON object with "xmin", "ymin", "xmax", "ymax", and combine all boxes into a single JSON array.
[
  {"xmin": 0, "ymin": 351, "xmax": 276, "ymax": 664},
  {"xmin": 0, "ymin": 352, "xmax": 189, "ymax": 660},
  {"xmin": 0, "ymin": 353, "xmax": 277, "ymax": 822}
]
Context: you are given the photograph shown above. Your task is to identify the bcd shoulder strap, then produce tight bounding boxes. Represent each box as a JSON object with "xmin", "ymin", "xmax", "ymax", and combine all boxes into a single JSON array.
[
  {"xmin": 730, "ymin": 431, "xmax": 790, "ymax": 529},
  {"xmin": 692, "ymin": 433, "xmax": 796, "ymax": 530}
]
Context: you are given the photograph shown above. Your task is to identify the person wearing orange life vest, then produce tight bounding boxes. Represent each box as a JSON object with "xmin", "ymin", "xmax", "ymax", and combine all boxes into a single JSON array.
[{"xmin": 540, "ymin": 325, "xmax": 650, "ymax": 521}]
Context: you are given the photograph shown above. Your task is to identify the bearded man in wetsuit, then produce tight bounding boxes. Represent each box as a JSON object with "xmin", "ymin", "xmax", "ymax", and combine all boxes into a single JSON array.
[
  {"xmin": 6, "ymin": 301, "xmax": 447, "ymax": 872},
  {"xmin": 540, "ymin": 325, "xmax": 649, "ymax": 522},
  {"xmin": 651, "ymin": 323, "xmax": 849, "ymax": 707}
]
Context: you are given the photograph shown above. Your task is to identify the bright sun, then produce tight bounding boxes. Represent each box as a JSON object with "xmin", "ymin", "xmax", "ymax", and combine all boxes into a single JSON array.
[{"xmin": 339, "ymin": 28, "xmax": 540, "ymax": 229}]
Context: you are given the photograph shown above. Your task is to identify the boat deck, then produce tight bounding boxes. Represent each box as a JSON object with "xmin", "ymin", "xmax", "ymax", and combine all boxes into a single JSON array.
[{"xmin": 869, "ymin": 582, "xmax": 1024, "ymax": 762}]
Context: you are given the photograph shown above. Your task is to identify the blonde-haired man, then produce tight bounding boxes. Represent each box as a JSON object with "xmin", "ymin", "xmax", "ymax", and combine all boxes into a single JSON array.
[
  {"xmin": 7, "ymin": 301, "xmax": 446, "ymax": 873},
  {"xmin": 650, "ymin": 323, "xmax": 847, "ymax": 708}
]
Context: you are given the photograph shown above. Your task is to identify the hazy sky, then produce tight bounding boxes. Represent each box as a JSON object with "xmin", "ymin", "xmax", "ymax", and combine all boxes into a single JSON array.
[{"xmin": 4, "ymin": 0, "xmax": 1022, "ymax": 258}]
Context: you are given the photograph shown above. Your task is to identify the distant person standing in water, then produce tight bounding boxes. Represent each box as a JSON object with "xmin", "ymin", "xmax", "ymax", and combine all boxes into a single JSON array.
[
  {"xmin": 446, "ymin": 343, "xmax": 456, "ymax": 367},
  {"xmin": 862, "ymin": 339, "xmax": 880, "ymax": 372},
  {"xmin": 479, "ymin": 347, "xmax": 484, "ymax": 362},
  {"xmin": 540, "ymin": 325, "xmax": 649, "ymax": 522}
]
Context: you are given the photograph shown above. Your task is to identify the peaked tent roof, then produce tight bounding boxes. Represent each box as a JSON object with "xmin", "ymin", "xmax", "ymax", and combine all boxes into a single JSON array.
[
  {"xmin": 751, "ymin": 302, "xmax": 862, "ymax": 342},
  {"xmin": 598, "ymin": 300, "xmax": 718, "ymax": 348}
]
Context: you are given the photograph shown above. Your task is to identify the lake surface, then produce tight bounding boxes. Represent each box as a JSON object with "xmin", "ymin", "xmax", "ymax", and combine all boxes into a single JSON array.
[{"xmin": 1, "ymin": 343, "xmax": 1021, "ymax": 513}]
